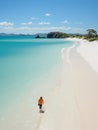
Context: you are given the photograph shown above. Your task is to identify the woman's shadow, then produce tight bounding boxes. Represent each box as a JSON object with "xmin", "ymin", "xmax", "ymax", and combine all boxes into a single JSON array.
[{"xmin": 39, "ymin": 110, "xmax": 45, "ymax": 113}]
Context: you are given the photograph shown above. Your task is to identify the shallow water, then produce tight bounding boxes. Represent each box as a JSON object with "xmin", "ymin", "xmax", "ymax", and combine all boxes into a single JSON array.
[{"xmin": 0, "ymin": 37, "xmax": 73, "ymax": 116}]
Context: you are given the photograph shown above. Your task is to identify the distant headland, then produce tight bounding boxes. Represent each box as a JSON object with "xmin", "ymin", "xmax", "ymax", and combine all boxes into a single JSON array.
[{"xmin": 0, "ymin": 29, "xmax": 98, "ymax": 41}]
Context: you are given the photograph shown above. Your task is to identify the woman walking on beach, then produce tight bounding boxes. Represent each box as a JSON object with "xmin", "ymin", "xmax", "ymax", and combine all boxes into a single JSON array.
[{"xmin": 38, "ymin": 97, "xmax": 44, "ymax": 112}]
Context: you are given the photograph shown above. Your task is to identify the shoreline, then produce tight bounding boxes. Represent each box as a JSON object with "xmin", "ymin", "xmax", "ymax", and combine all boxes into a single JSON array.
[
  {"xmin": 1, "ymin": 38, "xmax": 98, "ymax": 130},
  {"xmin": 66, "ymin": 38, "xmax": 98, "ymax": 73},
  {"xmin": 38, "ymin": 38, "xmax": 98, "ymax": 130}
]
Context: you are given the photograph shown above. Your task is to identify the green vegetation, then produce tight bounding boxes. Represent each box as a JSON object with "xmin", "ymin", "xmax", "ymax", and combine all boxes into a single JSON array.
[
  {"xmin": 1, "ymin": 29, "xmax": 97, "ymax": 41},
  {"xmin": 84, "ymin": 29, "xmax": 98, "ymax": 41},
  {"xmin": 47, "ymin": 32, "xmax": 69, "ymax": 38},
  {"xmin": 87, "ymin": 29, "xmax": 97, "ymax": 38},
  {"xmin": 87, "ymin": 37, "xmax": 98, "ymax": 41},
  {"xmin": 47, "ymin": 29, "xmax": 98, "ymax": 41}
]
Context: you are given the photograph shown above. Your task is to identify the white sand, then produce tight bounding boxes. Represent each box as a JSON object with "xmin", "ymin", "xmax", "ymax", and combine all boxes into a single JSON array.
[
  {"xmin": 77, "ymin": 39, "xmax": 98, "ymax": 73},
  {"xmin": 1, "ymin": 38, "xmax": 98, "ymax": 130},
  {"xmin": 37, "ymin": 38, "xmax": 98, "ymax": 130}
]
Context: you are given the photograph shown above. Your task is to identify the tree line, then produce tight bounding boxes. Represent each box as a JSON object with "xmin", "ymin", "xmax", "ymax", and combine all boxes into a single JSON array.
[{"xmin": 46, "ymin": 29, "xmax": 98, "ymax": 41}]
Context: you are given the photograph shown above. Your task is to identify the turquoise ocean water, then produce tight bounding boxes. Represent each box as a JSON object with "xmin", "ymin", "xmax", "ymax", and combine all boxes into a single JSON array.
[{"xmin": 0, "ymin": 36, "xmax": 73, "ymax": 115}]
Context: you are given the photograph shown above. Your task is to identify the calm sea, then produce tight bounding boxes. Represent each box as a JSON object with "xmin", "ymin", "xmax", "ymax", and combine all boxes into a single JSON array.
[{"xmin": 0, "ymin": 36, "xmax": 73, "ymax": 115}]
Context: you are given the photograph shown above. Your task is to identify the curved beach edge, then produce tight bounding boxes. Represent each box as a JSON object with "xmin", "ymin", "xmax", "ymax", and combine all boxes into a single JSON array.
[{"xmin": 37, "ymin": 38, "xmax": 98, "ymax": 130}]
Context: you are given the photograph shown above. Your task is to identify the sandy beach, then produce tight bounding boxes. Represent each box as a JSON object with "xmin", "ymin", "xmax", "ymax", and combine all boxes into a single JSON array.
[
  {"xmin": 0, "ymin": 0, "xmax": 98, "ymax": 129},
  {"xmin": 36, "ymin": 38, "xmax": 98, "ymax": 130},
  {"xmin": 1, "ymin": 38, "xmax": 98, "ymax": 130}
]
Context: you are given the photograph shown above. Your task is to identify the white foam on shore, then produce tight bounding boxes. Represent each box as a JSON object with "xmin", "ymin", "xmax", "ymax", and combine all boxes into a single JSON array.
[{"xmin": 66, "ymin": 44, "xmax": 76, "ymax": 66}]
